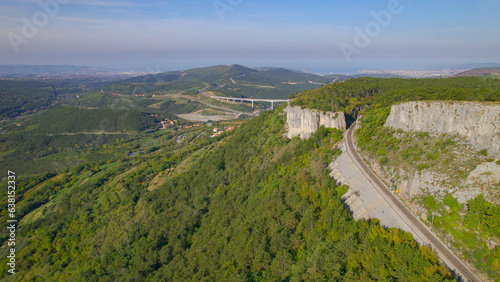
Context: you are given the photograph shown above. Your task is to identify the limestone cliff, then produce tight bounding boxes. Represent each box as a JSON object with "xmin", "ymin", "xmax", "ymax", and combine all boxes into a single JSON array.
[
  {"xmin": 285, "ymin": 106, "xmax": 346, "ymax": 139},
  {"xmin": 368, "ymin": 101, "xmax": 500, "ymax": 204},
  {"xmin": 385, "ymin": 101, "xmax": 500, "ymax": 158}
]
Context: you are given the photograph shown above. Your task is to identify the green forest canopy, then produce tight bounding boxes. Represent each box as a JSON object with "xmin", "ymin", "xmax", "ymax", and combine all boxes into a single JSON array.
[{"xmin": 0, "ymin": 80, "xmax": 57, "ymax": 118}]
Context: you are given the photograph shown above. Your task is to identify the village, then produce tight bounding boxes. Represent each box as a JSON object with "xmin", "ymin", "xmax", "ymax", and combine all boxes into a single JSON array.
[
  {"xmin": 210, "ymin": 125, "xmax": 239, "ymax": 138},
  {"xmin": 157, "ymin": 117, "xmax": 201, "ymax": 130},
  {"xmin": 156, "ymin": 115, "xmax": 240, "ymax": 137}
]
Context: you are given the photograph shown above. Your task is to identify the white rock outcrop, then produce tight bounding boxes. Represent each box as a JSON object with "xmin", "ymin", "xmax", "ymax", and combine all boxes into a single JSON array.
[
  {"xmin": 460, "ymin": 162, "xmax": 500, "ymax": 203},
  {"xmin": 285, "ymin": 106, "xmax": 346, "ymax": 139},
  {"xmin": 385, "ymin": 101, "xmax": 500, "ymax": 158}
]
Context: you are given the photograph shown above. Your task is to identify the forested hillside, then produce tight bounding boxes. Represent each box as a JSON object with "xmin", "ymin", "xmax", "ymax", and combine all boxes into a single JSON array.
[
  {"xmin": 0, "ymin": 106, "xmax": 160, "ymax": 175},
  {"xmin": 0, "ymin": 107, "xmax": 452, "ymax": 281},
  {"xmin": 0, "ymin": 81, "xmax": 57, "ymax": 118},
  {"xmin": 25, "ymin": 106, "xmax": 159, "ymax": 134},
  {"xmin": 0, "ymin": 79, "xmax": 121, "ymax": 119}
]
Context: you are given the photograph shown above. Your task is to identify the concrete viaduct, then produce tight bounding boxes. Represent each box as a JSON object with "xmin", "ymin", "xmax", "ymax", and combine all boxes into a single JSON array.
[{"xmin": 208, "ymin": 95, "xmax": 289, "ymax": 109}]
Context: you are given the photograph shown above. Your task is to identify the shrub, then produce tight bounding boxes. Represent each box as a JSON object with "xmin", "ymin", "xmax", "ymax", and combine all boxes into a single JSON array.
[
  {"xmin": 426, "ymin": 152, "xmax": 439, "ymax": 160},
  {"xmin": 377, "ymin": 148, "xmax": 388, "ymax": 156},
  {"xmin": 443, "ymin": 194, "xmax": 460, "ymax": 212},
  {"xmin": 380, "ymin": 156, "xmax": 389, "ymax": 165},
  {"xmin": 418, "ymin": 132, "xmax": 430, "ymax": 138},
  {"xmin": 417, "ymin": 163, "xmax": 429, "ymax": 171},
  {"xmin": 423, "ymin": 196, "xmax": 439, "ymax": 210}
]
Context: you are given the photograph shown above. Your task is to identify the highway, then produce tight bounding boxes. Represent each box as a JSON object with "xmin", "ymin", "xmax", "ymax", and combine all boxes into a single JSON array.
[
  {"xmin": 177, "ymin": 87, "xmax": 251, "ymax": 116},
  {"xmin": 345, "ymin": 122, "xmax": 480, "ymax": 282}
]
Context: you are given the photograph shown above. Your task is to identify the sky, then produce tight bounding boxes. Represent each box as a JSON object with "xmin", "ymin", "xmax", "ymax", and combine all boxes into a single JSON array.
[{"xmin": 1, "ymin": 0, "xmax": 499, "ymax": 73}]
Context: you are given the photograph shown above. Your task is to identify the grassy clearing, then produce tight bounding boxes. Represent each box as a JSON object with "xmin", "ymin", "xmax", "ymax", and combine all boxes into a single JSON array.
[{"xmin": 364, "ymin": 128, "xmax": 490, "ymax": 191}]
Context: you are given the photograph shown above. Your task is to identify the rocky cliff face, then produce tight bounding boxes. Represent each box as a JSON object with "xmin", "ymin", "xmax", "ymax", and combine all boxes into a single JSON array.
[
  {"xmin": 385, "ymin": 101, "xmax": 500, "ymax": 158},
  {"xmin": 373, "ymin": 101, "xmax": 500, "ymax": 204},
  {"xmin": 285, "ymin": 106, "xmax": 346, "ymax": 139}
]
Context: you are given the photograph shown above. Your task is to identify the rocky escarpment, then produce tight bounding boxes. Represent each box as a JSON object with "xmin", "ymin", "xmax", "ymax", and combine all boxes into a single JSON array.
[
  {"xmin": 285, "ymin": 106, "xmax": 346, "ymax": 139},
  {"xmin": 373, "ymin": 101, "xmax": 500, "ymax": 204},
  {"xmin": 385, "ymin": 101, "xmax": 500, "ymax": 158}
]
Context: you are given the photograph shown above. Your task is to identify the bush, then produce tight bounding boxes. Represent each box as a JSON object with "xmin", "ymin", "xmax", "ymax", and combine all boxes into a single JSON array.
[
  {"xmin": 380, "ymin": 156, "xmax": 389, "ymax": 165},
  {"xmin": 377, "ymin": 148, "xmax": 388, "ymax": 156},
  {"xmin": 467, "ymin": 194, "xmax": 500, "ymax": 236},
  {"xmin": 426, "ymin": 152, "xmax": 440, "ymax": 160},
  {"xmin": 423, "ymin": 196, "xmax": 439, "ymax": 210},
  {"xmin": 417, "ymin": 163, "xmax": 429, "ymax": 171},
  {"xmin": 443, "ymin": 194, "xmax": 460, "ymax": 212}
]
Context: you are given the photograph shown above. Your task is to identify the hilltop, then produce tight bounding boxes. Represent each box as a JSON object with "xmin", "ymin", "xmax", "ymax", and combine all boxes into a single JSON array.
[
  {"xmin": 0, "ymin": 64, "xmax": 348, "ymax": 121},
  {"xmin": 74, "ymin": 64, "xmax": 349, "ymax": 122},
  {"xmin": 99, "ymin": 64, "xmax": 348, "ymax": 100}
]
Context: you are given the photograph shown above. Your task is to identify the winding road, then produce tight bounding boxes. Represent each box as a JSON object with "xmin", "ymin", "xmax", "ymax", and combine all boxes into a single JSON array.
[{"xmin": 345, "ymin": 122, "xmax": 480, "ymax": 282}]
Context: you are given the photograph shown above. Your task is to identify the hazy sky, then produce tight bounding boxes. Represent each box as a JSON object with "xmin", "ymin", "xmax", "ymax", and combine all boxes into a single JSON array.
[{"xmin": 1, "ymin": 0, "xmax": 499, "ymax": 73}]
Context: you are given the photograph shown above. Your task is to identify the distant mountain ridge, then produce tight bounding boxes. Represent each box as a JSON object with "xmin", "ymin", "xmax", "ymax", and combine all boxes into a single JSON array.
[
  {"xmin": 0, "ymin": 65, "xmax": 115, "ymax": 76},
  {"xmin": 455, "ymin": 68, "xmax": 500, "ymax": 77},
  {"xmin": 104, "ymin": 64, "xmax": 350, "ymax": 100},
  {"xmin": 453, "ymin": 63, "xmax": 500, "ymax": 69}
]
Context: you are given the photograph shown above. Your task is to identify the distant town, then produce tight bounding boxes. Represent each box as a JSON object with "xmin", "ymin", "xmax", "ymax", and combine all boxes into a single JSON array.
[{"xmin": 357, "ymin": 69, "xmax": 468, "ymax": 78}]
